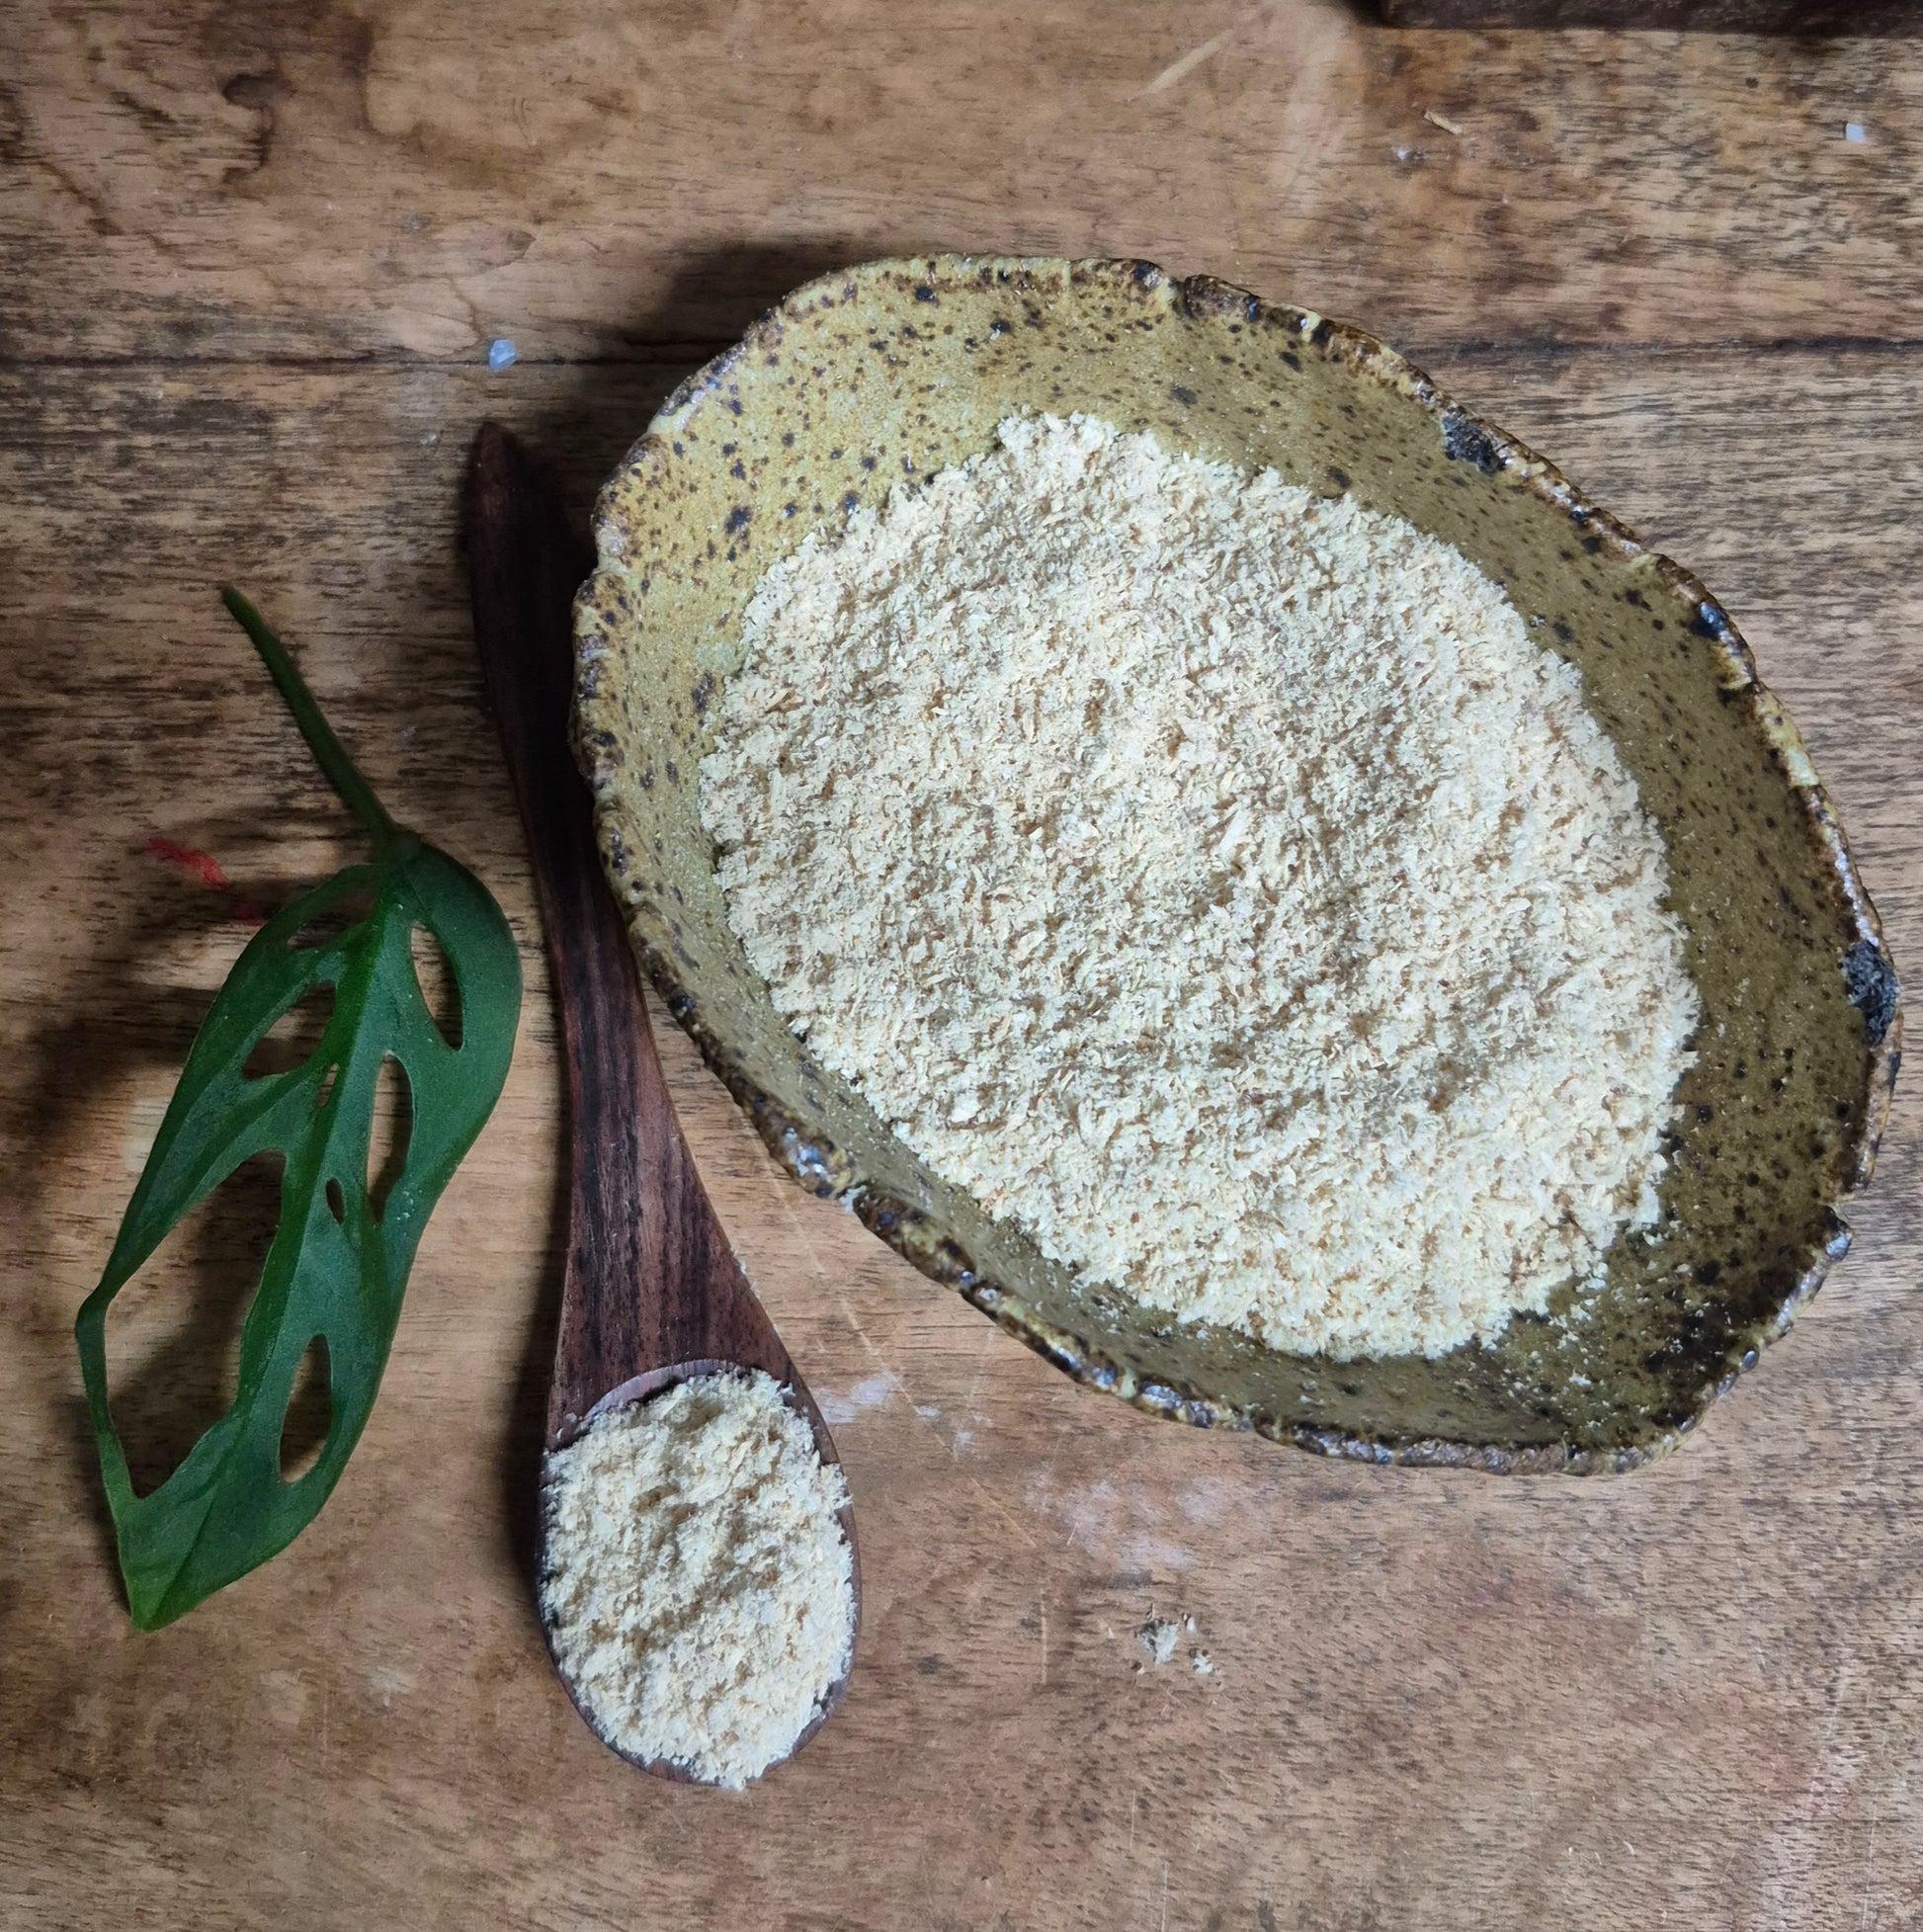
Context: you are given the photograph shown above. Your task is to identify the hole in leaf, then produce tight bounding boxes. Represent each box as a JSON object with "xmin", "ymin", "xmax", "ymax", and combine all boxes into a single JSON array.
[
  {"xmin": 287, "ymin": 882, "xmax": 376, "ymax": 952},
  {"xmin": 106, "ymin": 1150, "xmax": 285, "ymax": 1498},
  {"xmin": 242, "ymin": 982, "xmax": 335, "ymax": 1079},
  {"xmin": 366, "ymin": 1054, "xmax": 412, "ymax": 1220},
  {"xmin": 409, "ymin": 923, "xmax": 463, "ymax": 1050},
  {"xmin": 280, "ymin": 1335, "xmax": 332, "ymax": 1483},
  {"xmin": 314, "ymin": 1062, "xmax": 339, "ymax": 1110},
  {"xmin": 325, "ymin": 1176, "xmax": 345, "ymax": 1222}
]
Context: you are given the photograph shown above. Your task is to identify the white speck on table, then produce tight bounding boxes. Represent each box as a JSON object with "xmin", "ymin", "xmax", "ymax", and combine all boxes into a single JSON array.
[{"xmin": 1137, "ymin": 1616, "xmax": 1180, "ymax": 1666}]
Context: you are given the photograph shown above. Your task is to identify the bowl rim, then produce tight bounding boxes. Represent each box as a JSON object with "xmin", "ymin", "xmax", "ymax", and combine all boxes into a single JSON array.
[{"xmin": 575, "ymin": 252, "xmax": 1901, "ymax": 1474}]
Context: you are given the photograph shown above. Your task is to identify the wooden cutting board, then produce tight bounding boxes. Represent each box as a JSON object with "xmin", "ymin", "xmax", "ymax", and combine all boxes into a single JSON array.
[{"xmin": 3, "ymin": 5, "xmax": 1921, "ymax": 1928}]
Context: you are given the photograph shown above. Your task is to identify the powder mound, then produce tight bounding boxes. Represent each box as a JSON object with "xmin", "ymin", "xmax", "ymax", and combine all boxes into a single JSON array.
[
  {"xmin": 699, "ymin": 413, "xmax": 1700, "ymax": 1359},
  {"xmin": 540, "ymin": 1371, "xmax": 854, "ymax": 1789}
]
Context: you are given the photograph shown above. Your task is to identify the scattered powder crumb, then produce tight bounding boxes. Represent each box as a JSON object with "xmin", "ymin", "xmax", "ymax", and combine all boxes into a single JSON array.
[
  {"xmin": 539, "ymin": 1370, "xmax": 854, "ymax": 1790},
  {"xmin": 1191, "ymin": 1649, "xmax": 1213, "ymax": 1676},
  {"xmin": 701, "ymin": 413, "xmax": 1699, "ymax": 1359},
  {"xmin": 487, "ymin": 336, "xmax": 519, "ymax": 371},
  {"xmin": 1138, "ymin": 1615, "xmax": 1182, "ymax": 1666},
  {"xmin": 1423, "ymin": 108, "xmax": 1463, "ymax": 135},
  {"xmin": 1845, "ymin": 122, "xmax": 1868, "ymax": 143}
]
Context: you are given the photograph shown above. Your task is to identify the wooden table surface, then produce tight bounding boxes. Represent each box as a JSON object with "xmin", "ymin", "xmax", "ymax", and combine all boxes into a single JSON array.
[{"xmin": 5, "ymin": 5, "xmax": 1922, "ymax": 1927}]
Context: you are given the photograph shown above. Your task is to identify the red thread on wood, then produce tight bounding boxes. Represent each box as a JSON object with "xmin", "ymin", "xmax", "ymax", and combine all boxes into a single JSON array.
[
  {"xmin": 146, "ymin": 836, "xmax": 265, "ymax": 924},
  {"xmin": 147, "ymin": 836, "xmax": 232, "ymax": 890}
]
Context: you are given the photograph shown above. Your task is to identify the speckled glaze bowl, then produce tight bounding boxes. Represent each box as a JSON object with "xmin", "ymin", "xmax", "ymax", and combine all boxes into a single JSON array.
[{"xmin": 574, "ymin": 256, "xmax": 1898, "ymax": 1471}]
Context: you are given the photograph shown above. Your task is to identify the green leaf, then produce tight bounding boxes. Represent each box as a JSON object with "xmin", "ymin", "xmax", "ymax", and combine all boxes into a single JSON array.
[{"xmin": 75, "ymin": 594, "xmax": 521, "ymax": 1628}]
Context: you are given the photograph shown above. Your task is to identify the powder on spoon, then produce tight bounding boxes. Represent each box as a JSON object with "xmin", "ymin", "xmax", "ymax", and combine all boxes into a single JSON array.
[{"xmin": 540, "ymin": 1370, "xmax": 855, "ymax": 1789}]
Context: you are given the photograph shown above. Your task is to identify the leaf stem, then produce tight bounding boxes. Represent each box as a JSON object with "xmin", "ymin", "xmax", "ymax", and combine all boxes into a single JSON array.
[{"xmin": 220, "ymin": 586, "xmax": 400, "ymax": 853}]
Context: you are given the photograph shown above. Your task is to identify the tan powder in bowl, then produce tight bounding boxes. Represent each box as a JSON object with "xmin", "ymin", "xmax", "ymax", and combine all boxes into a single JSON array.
[{"xmin": 699, "ymin": 413, "xmax": 1699, "ymax": 1359}]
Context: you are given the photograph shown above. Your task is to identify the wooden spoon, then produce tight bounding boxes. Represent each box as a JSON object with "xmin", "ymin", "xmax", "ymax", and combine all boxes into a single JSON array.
[{"xmin": 463, "ymin": 421, "xmax": 860, "ymax": 1782}]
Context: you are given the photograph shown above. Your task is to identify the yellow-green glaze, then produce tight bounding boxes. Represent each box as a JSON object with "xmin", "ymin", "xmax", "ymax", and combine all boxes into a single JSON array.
[{"xmin": 574, "ymin": 256, "xmax": 1898, "ymax": 1471}]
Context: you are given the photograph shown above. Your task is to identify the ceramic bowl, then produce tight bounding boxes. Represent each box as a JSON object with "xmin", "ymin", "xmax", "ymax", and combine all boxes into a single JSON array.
[{"xmin": 574, "ymin": 255, "xmax": 1898, "ymax": 1470}]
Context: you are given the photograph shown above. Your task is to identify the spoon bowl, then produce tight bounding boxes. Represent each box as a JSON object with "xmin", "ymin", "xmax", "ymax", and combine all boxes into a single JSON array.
[{"xmin": 539, "ymin": 1358, "xmax": 858, "ymax": 1784}]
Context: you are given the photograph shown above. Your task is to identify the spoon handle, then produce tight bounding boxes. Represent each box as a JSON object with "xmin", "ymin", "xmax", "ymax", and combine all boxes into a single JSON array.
[{"xmin": 462, "ymin": 424, "xmax": 792, "ymax": 1448}]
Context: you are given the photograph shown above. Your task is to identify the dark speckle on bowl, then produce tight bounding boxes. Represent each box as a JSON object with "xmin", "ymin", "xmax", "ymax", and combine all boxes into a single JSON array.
[
  {"xmin": 1442, "ymin": 411, "xmax": 1504, "ymax": 474},
  {"xmin": 1845, "ymin": 938, "xmax": 1900, "ymax": 1046}
]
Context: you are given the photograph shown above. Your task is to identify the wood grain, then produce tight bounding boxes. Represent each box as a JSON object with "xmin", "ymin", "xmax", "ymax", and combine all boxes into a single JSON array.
[
  {"xmin": 3, "ymin": 2, "xmax": 1921, "ymax": 363},
  {"xmin": 1376, "ymin": 0, "xmax": 1923, "ymax": 28},
  {"xmin": 4, "ymin": 5, "xmax": 1923, "ymax": 1927}
]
